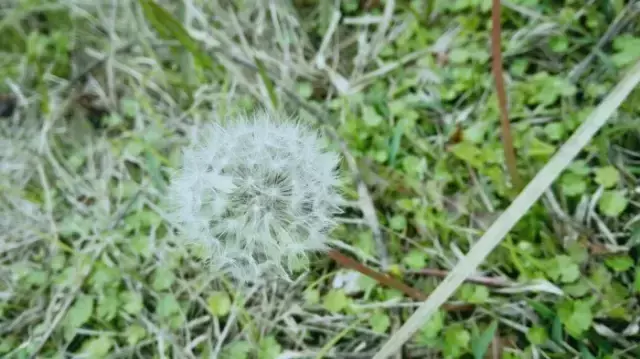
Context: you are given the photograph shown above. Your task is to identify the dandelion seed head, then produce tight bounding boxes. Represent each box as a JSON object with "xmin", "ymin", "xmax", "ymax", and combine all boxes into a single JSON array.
[{"xmin": 167, "ymin": 111, "xmax": 343, "ymax": 282}]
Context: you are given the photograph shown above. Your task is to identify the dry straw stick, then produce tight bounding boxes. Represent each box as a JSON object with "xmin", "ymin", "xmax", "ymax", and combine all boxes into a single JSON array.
[{"xmin": 373, "ymin": 59, "xmax": 640, "ymax": 359}]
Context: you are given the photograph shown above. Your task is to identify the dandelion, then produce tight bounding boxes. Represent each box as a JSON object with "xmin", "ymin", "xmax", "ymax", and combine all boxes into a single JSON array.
[{"xmin": 167, "ymin": 111, "xmax": 343, "ymax": 282}]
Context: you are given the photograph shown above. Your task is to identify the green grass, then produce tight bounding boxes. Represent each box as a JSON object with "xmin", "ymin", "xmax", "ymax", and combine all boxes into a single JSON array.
[{"xmin": 1, "ymin": 0, "xmax": 640, "ymax": 358}]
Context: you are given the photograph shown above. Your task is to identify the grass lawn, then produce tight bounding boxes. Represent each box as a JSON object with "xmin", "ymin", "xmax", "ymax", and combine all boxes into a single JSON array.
[{"xmin": 2, "ymin": 0, "xmax": 640, "ymax": 358}]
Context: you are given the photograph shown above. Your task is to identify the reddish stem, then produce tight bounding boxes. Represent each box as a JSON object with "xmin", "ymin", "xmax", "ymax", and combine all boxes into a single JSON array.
[
  {"xmin": 327, "ymin": 249, "xmax": 473, "ymax": 311},
  {"xmin": 491, "ymin": 0, "xmax": 522, "ymax": 191}
]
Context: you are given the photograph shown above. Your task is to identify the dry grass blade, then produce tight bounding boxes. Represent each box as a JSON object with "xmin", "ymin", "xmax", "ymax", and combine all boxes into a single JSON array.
[{"xmin": 372, "ymin": 59, "xmax": 640, "ymax": 359}]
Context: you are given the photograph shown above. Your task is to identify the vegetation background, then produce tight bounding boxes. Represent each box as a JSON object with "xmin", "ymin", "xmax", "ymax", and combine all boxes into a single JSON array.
[{"xmin": 1, "ymin": 0, "xmax": 640, "ymax": 358}]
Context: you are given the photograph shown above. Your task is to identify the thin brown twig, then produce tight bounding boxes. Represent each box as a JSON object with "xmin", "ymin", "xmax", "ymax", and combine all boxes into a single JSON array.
[
  {"xmin": 327, "ymin": 249, "xmax": 474, "ymax": 312},
  {"xmin": 491, "ymin": 333, "xmax": 502, "ymax": 359},
  {"xmin": 491, "ymin": 0, "xmax": 522, "ymax": 191}
]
